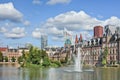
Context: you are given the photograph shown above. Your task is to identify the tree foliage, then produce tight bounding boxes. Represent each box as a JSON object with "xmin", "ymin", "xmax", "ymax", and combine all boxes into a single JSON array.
[
  {"xmin": 4, "ymin": 56, "xmax": 8, "ymax": 62},
  {"xmin": 11, "ymin": 56, "xmax": 16, "ymax": 62},
  {"xmin": 0, "ymin": 51, "xmax": 3, "ymax": 62},
  {"xmin": 18, "ymin": 56, "xmax": 23, "ymax": 64},
  {"xmin": 101, "ymin": 47, "xmax": 108, "ymax": 66},
  {"xmin": 18, "ymin": 45, "xmax": 61, "ymax": 67}
]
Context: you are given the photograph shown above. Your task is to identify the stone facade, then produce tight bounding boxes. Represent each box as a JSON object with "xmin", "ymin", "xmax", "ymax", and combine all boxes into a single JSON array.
[
  {"xmin": 75, "ymin": 25, "xmax": 120, "ymax": 66},
  {"xmin": 0, "ymin": 47, "xmax": 29, "ymax": 62}
]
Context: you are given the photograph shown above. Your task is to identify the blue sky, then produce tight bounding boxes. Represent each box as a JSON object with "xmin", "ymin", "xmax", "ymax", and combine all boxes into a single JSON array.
[{"xmin": 0, "ymin": 0, "xmax": 120, "ymax": 48}]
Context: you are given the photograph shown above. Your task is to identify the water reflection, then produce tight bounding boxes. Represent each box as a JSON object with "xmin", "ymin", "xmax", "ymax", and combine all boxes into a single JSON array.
[
  {"xmin": 0, "ymin": 64, "xmax": 120, "ymax": 80},
  {"xmin": 20, "ymin": 68, "xmax": 48, "ymax": 80},
  {"xmin": 46, "ymin": 67, "xmax": 95, "ymax": 80}
]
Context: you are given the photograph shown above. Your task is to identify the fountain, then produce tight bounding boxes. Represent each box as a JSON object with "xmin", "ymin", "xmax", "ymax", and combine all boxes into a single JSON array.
[
  {"xmin": 64, "ymin": 46, "xmax": 94, "ymax": 72},
  {"xmin": 64, "ymin": 44, "xmax": 94, "ymax": 73},
  {"xmin": 74, "ymin": 47, "xmax": 82, "ymax": 72},
  {"xmin": 73, "ymin": 47, "xmax": 94, "ymax": 72}
]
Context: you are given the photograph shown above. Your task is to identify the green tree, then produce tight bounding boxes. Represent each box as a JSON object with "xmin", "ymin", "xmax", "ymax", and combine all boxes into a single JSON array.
[
  {"xmin": 27, "ymin": 46, "xmax": 42, "ymax": 65},
  {"xmin": 42, "ymin": 57, "xmax": 50, "ymax": 67},
  {"xmin": 0, "ymin": 51, "xmax": 3, "ymax": 62},
  {"xmin": 11, "ymin": 57, "xmax": 16, "ymax": 62},
  {"xmin": 22, "ymin": 50, "xmax": 25, "ymax": 59},
  {"xmin": 101, "ymin": 47, "xmax": 108, "ymax": 66},
  {"xmin": 102, "ymin": 58, "xmax": 106, "ymax": 66},
  {"xmin": 18, "ymin": 45, "xmax": 53, "ymax": 67},
  {"xmin": 18, "ymin": 56, "xmax": 23, "ymax": 64},
  {"xmin": 4, "ymin": 56, "xmax": 8, "ymax": 62},
  {"xmin": 104, "ymin": 47, "xmax": 108, "ymax": 58},
  {"xmin": 28, "ymin": 46, "xmax": 34, "ymax": 63}
]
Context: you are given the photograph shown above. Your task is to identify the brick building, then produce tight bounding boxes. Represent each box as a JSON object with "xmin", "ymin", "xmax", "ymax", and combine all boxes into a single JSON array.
[
  {"xmin": 75, "ymin": 25, "xmax": 120, "ymax": 66},
  {"xmin": 0, "ymin": 46, "xmax": 29, "ymax": 62}
]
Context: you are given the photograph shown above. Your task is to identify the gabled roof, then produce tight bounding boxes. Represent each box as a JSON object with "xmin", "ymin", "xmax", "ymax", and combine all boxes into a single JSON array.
[{"xmin": 0, "ymin": 47, "xmax": 7, "ymax": 52}]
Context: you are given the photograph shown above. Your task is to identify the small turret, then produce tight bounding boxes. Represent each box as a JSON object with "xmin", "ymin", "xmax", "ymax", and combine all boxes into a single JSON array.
[
  {"xmin": 75, "ymin": 34, "xmax": 78, "ymax": 44},
  {"xmin": 79, "ymin": 34, "xmax": 82, "ymax": 42}
]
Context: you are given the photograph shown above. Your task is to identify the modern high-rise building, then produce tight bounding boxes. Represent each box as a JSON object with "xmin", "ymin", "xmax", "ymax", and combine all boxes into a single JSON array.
[
  {"xmin": 94, "ymin": 26, "xmax": 103, "ymax": 38},
  {"xmin": 41, "ymin": 35, "xmax": 48, "ymax": 49}
]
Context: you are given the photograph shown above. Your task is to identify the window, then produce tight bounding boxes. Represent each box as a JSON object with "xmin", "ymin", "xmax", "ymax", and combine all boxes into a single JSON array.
[{"xmin": 113, "ymin": 49, "xmax": 114, "ymax": 54}]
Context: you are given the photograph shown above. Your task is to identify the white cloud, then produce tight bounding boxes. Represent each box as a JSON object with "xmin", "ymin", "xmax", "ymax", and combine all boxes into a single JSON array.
[
  {"xmin": 52, "ymin": 36, "xmax": 64, "ymax": 41},
  {"xmin": 0, "ymin": 2, "xmax": 23, "ymax": 22},
  {"xmin": 43, "ymin": 11, "xmax": 103, "ymax": 31},
  {"xmin": 47, "ymin": 0, "xmax": 71, "ymax": 5},
  {"xmin": 33, "ymin": 10, "xmax": 120, "ymax": 42},
  {"xmin": 32, "ymin": 0, "xmax": 41, "ymax": 4},
  {"xmin": 32, "ymin": 30, "xmax": 41, "ymax": 39},
  {"xmin": 79, "ymin": 31, "xmax": 92, "ymax": 40},
  {"xmin": 47, "ymin": 27, "xmax": 63, "ymax": 36},
  {"xmin": 32, "ymin": 28, "xmax": 46, "ymax": 39},
  {"xmin": 23, "ymin": 20, "xmax": 31, "ymax": 26},
  {"xmin": 4, "ymin": 27, "xmax": 26, "ymax": 39},
  {"xmin": 0, "ymin": 27, "xmax": 7, "ymax": 33},
  {"xmin": 104, "ymin": 16, "xmax": 120, "ymax": 26}
]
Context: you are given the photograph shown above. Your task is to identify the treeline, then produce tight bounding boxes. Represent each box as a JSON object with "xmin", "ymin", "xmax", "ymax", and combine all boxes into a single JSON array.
[
  {"xmin": 18, "ymin": 46, "xmax": 61, "ymax": 68},
  {"xmin": 0, "ymin": 51, "xmax": 9, "ymax": 62}
]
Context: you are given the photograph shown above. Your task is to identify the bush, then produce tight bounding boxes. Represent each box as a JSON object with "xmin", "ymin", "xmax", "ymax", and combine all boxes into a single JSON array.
[
  {"xmin": 18, "ymin": 56, "xmax": 23, "ymax": 64},
  {"xmin": 4, "ymin": 56, "xmax": 8, "ymax": 62},
  {"xmin": 11, "ymin": 57, "xmax": 16, "ymax": 62},
  {"xmin": 0, "ymin": 52, "xmax": 3, "ymax": 62},
  {"xmin": 51, "ymin": 60, "xmax": 61, "ymax": 67},
  {"xmin": 42, "ymin": 57, "xmax": 50, "ymax": 67}
]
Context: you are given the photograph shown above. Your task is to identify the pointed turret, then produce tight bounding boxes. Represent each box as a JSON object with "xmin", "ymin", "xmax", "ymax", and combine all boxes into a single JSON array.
[
  {"xmin": 80, "ymin": 34, "xmax": 82, "ymax": 42},
  {"xmin": 75, "ymin": 34, "xmax": 78, "ymax": 44}
]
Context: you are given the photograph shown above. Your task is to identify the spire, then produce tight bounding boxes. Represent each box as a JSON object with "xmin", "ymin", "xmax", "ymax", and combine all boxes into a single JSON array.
[
  {"xmin": 80, "ymin": 34, "xmax": 82, "ymax": 42},
  {"xmin": 75, "ymin": 34, "xmax": 78, "ymax": 43}
]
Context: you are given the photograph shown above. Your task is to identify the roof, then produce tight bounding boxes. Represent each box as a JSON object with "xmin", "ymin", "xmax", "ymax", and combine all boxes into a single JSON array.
[
  {"xmin": 65, "ymin": 39, "xmax": 71, "ymax": 45},
  {"xmin": 0, "ymin": 47, "xmax": 8, "ymax": 52}
]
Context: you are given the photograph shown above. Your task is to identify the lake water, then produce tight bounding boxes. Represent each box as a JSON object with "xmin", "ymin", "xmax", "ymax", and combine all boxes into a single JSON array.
[{"xmin": 0, "ymin": 64, "xmax": 120, "ymax": 80}]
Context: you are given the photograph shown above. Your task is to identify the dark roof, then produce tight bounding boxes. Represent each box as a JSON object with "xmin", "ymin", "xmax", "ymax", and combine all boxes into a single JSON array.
[{"xmin": 109, "ymin": 34, "xmax": 117, "ymax": 42}]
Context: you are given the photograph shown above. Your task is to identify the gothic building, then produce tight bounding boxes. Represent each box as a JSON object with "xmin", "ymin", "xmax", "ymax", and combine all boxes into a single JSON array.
[{"xmin": 75, "ymin": 25, "xmax": 120, "ymax": 66}]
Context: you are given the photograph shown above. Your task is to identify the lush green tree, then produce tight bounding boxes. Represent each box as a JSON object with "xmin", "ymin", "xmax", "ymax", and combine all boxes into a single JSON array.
[
  {"xmin": 22, "ymin": 50, "xmax": 25, "ymax": 59},
  {"xmin": 4, "ymin": 56, "xmax": 8, "ymax": 62},
  {"xmin": 30, "ymin": 47, "xmax": 40, "ymax": 64},
  {"xmin": 42, "ymin": 57, "xmax": 50, "ymax": 67},
  {"xmin": 101, "ymin": 47, "xmax": 108, "ymax": 66},
  {"xmin": 104, "ymin": 47, "xmax": 108, "ymax": 58},
  {"xmin": 26, "ymin": 46, "xmax": 42, "ymax": 65},
  {"xmin": 11, "ymin": 57, "xmax": 16, "ymax": 62},
  {"xmin": 18, "ymin": 45, "xmax": 56, "ymax": 67},
  {"xmin": 18, "ymin": 56, "xmax": 23, "ymax": 64},
  {"xmin": 102, "ymin": 58, "xmax": 106, "ymax": 66},
  {"xmin": 28, "ymin": 46, "xmax": 34, "ymax": 63},
  {"xmin": 0, "ymin": 51, "xmax": 3, "ymax": 62}
]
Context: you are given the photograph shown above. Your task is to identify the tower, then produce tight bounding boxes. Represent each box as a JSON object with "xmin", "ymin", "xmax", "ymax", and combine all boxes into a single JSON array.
[
  {"xmin": 79, "ymin": 34, "xmax": 82, "ymax": 42},
  {"xmin": 41, "ymin": 35, "xmax": 48, "ymax": 49},
  {"xmin": 94, "ymin": 26, "xmax": 103, "ymax": 38},
  {"xmin": 75, "ymin": 35, "xmax": 78, "ymax": 44}
]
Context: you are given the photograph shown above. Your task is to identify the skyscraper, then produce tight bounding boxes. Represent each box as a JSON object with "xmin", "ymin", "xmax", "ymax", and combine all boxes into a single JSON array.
[{"xmin": 41, "ymin": 35, "xmax": 48, "ymax": 49}]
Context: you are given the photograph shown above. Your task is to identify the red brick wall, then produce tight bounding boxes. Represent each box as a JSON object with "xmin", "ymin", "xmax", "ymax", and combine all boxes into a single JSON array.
[{"xmin": 94, "ymin": 26, "xmax": 103, "ymax": 38}]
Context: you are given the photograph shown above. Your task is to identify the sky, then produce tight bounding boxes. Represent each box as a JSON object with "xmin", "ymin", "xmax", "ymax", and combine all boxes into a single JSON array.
[{"xmin": 0, "ymin": 0, "xmax": 120, "ymax": 48}]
